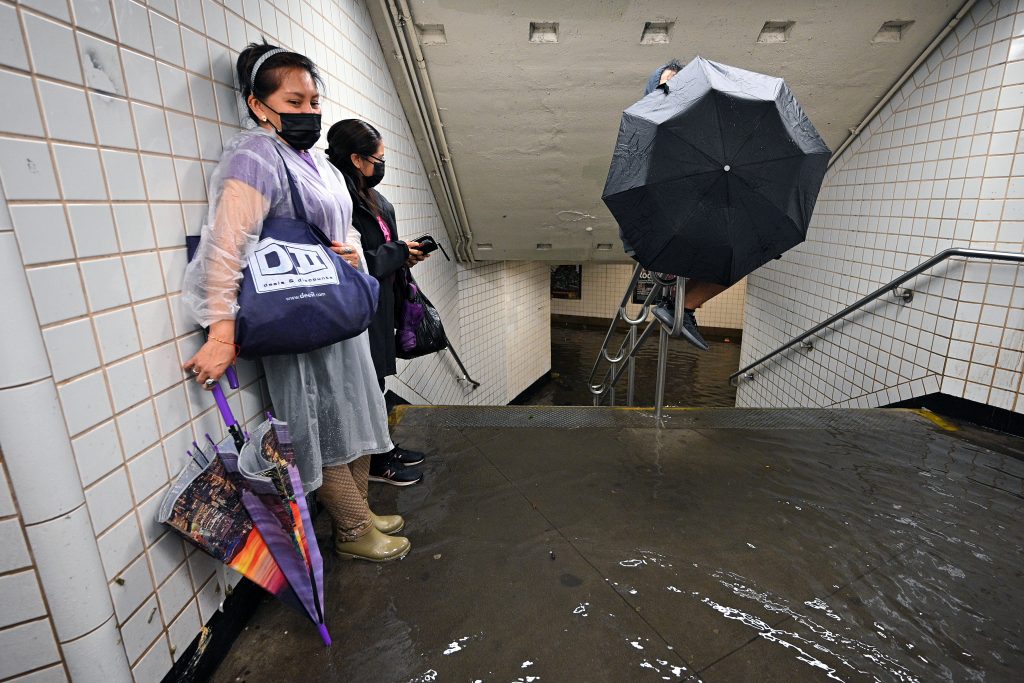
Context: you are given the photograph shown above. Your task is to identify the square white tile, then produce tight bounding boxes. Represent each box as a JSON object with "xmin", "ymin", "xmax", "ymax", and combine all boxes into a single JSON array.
[
  {"xmin": 144, "ymin": 342, "xmax": 183, "ymax": 393},
  {"xmin": 25, "ymin": 262, "xmax": 88, "ymax": 324},
  {"xmin": 167, "ymin": 111, "xmax": 199, "ymax": 157},
  {"xmin": 123, "ymin": 252, "xmax": 166, "ymax": 301},
  {"xmin": 127, "ymin": 443, "xmax": 168, "ymax": 501},
  {"xmin": 84, "ymin": 466, "xmax": 133, "ymax": 534},
  {"xmin": 71, "ymin": 0, "xmax": 117, "ymax": 39},
  {"xmin": 117, "ymin": 401, "xmax": 158, "ymax": 457},
  {"xmin": 135, "ymin": 299, "xmax": 174, "ymax": 348},
  {"xmin": 132, "ymin": 102, "xmax": 171, "ymax": 154},
  {"xmin": 106, "ymin": 355, "xmax": 151, "ymax": 412},
  {"xmin": 68, "ymin": 204, "xmax": 119, "ymax": 258},
  {"xmin": 101, "ymin": 150, "xmax": 147, "ymax": 201},
  {"xmin": 10, "ymin": 204, "xmax": 75, "ymax": 265},
  {"xmin": 59, "ymin": 369, "xmax": 113, "ymax": 436},
  {"xmin": 175, "ymin": 159, "xmax": 207, "ymax": 201},
  {"xmin": 53, "ymin": 144, "xmax": 108, "ymax": 200},
  {"xmin": 150, "ymin": 10, "xmax": 183, "ymax": 66},
  {"xmin": 96, "ymin": 512, "xmax": 144, "ymax": 579},
  {"xmin": 157, "ymin": 63, "xmax": 191, "ymax": 114},
  {"xmin": 119, "ymin": 594, "xmax": 163, "ymax": 663},
  {"xmin": 110, "ymin": 553, "xmax": 154, "ymax": 624},
  {"xmin": 81, "ymin": 257, "xmax": 130, "ymax": 312},
  {"xmin": 166, "ymin": 601, "xmax": 199, "ymax": 662},
  {"xmin": 23, "ymin": 12, "xmax": 82, "ymax": 84},
  {"xmin": 146, "ymin": 533, "xmax": 184, "ymax": 585},
  {"xmin": 153, "ymin": 385, "xmax": 190, "ymax": 435},
  {"xmin": 0, "ymin": 4, "xmax": 30, "ymax": 71},
  {"xmin": 121, "ymin": 49, "xmax": 163, "ymax": 105},
  {"xmin": 93, "ymin": 307, "xmax": 141, "ymax": 362},
  {"xmin": 91, "ymin": 92, "xmax": 136, "ymax": 148},
  {"xmin": 113, "ymin": 0, "xmax": 154, "ymax": 54},
  {"xmin": 0, "ymin": 518, "xmax": 32, "ymax": 573},
  {"xmin": 156, "ymin": 560, "xmax": 193, "ymax": 622},
  {"xmin": 0, "ymin": 619, "xmax": 61, "ymax": 679},
  {"xmin": 160, "ymin": 247, "xmax": 188, "ymax": 293},
  {"xmin": 0, "ymin": 138, "xmax": 60, "ymax": 200},
  {"xmin": 0, "ymin": 570, "xmax": 47, "ymax": 629},
  {"xmin": 0, "ymin": 70, "xmax": 44, "ymax": 136},
  {"xmin": 114, "ymin": 204, "xmax": 157, "ymax": 252},
  {"xmin": 181, "ymin": 29, "xmax": 210, "ymax": 78},
  {"xmin": 36, "ymin": 80, "xmax": 93, "ymax": 144},
  {"xmin": 141, "ymin": 154, "xmax": 180, "ymax": 201},
  {"xmin": 132, "ymin": 637, "xmax": 172, "ymax": 683},
  {"xmin": 72, "ymin": 420, "xmax": 124, "ymax": 487},
  {"xmin": 42, "ymin": 318, "xmax": 101, "ymax": 382}
]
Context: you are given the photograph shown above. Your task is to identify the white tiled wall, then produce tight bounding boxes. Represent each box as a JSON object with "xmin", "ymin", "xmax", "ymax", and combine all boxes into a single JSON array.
[
  {"xmin": 0, "ymin": 1, "xmax": 551, "ymax": 681},
  {"xmin": 550, "ymin": 263, "xmax": 747, "ymax": 330},
  {"xmin": 738, "ymin": 0, "xmax": 1024, "ymax": 413}
]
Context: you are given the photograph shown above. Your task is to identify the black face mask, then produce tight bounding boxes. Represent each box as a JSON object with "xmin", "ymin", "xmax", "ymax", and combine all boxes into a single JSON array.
[
  {"xmin": 261, "ymin": 102, "xmax": 321, "ymax": 150},
  {"xmin": 365, "ymin": 158, "xmax": 385, "ymax": 188}
]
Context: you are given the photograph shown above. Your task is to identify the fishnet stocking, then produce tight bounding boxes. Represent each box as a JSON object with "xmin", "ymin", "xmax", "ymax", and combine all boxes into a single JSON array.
[{"xmin": 318, "ymin": 457, "xmax": 372, "ymax": 541}]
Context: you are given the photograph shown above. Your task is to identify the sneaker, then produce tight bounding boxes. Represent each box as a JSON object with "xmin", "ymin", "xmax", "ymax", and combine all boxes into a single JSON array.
[
  {"xmin": 680, "ymin": 310, "xmax": 709, "ymax": 351},
  {"xmin": 369, "ymin": 456, "xmax": 423, "ymax": 487},
  {"xmin": 653, "ymin": 304, "xmax": 709, "ymax": 351},
  {"xmin": 393, "ymin": 445, "xmax": 425, "ymax": 467}
]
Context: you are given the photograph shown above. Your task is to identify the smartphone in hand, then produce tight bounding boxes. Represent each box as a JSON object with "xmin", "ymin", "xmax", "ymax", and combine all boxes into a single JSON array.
[{"xmin": 411, "ymin": 234, "xmax": 438, "ymax": 254}]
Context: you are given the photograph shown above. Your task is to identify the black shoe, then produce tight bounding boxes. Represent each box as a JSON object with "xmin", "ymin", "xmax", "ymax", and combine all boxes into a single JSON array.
[
  {"xmin": 369, "ymin": 456, "xmax": 423, "ymax": 487},
  {"xmin": 680, "ymin": 310, "xmax": 709, "ymax": 351},
  {"xmin": 392, "ymin": 445, "xmax": 425, "ymax": 466}
]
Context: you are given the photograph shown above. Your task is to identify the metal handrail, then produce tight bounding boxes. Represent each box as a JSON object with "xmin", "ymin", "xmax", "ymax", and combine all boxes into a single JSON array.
[
  {"xmin": 729, "ymin": 248, "xmax": 1024, "ymax": 384},
  {"xmin": 587, "ymin": 263, "xmax": 692, "ymax": 424},
  {"xmin": 445, "ymin": 344, "xmax": 480, "ymax": 389},
  {"xmin": 587, "ymin": 263, "xmax": 663, "ymax": 396}
]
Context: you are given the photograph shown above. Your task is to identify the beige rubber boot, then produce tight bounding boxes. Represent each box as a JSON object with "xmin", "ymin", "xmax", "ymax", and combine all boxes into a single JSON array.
[
  {"xmin": 371, "ymin": 512, "xmax": 405, "ymax": 535},
  {"xmin": 335, "ymin": 527, "xmax": 411, "ymax": 562}
]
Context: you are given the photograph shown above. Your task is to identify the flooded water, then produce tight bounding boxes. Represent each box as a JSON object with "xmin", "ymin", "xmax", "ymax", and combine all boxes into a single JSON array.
[
  {"xmin": 213, "ymin": 407, "xmax": 1024, "ymax": 682},
  {"xmin": 521, "ymin": 322, "xmax": 742, "ymax": 407}
]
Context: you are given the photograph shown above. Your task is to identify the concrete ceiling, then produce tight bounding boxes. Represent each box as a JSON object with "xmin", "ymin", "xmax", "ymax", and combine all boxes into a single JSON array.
[{"xmin": 400, "ymin": 0, "xmax": 965, "ymax": 262}]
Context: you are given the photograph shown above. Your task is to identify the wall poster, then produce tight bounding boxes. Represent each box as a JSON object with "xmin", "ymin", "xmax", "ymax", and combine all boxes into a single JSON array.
[{"xmin": 551, "ymin": 265, "xmax": 583, "ymax": 299}]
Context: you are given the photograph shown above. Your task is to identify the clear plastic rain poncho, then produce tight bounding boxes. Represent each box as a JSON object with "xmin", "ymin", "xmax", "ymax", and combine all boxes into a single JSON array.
[{"xmin": 183, "ymin": 128, "xmax": 393, "ymax": 491}]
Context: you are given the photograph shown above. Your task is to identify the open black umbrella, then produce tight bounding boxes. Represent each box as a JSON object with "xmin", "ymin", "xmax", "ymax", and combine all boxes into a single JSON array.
[{"xmin": 602, "ymin": 56, "xmax": 831, "ymax": 285}]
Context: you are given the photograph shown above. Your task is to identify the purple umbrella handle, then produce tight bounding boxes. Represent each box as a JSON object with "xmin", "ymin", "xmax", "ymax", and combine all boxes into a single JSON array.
[
  {"xmin": 225, "ymin": 365, "xmax": 239, "ymax": 390},
  {"xmin": 210, "ymin": 383, "xmax": 237, "ymax": 428}
]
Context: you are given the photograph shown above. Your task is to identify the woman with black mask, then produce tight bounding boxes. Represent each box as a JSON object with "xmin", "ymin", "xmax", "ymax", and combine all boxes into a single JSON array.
[
  {"xmin": 327, "ymin": 119, "xmax": 429, "ymax": 486},
  {"xmin": 182, "ymin": 44, "xmax": 411, "ymax": 562}
]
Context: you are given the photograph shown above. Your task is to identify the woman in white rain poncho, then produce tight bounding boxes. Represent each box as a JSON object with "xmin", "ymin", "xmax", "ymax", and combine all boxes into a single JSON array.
[{"xmin": 181, "ymin": 43, "xmax": 411, "ymax": 562}]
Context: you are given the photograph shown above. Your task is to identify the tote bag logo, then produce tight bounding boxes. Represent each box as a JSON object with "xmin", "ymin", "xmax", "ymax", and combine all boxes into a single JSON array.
[{"xmin": 248, "ymin": 238, "xmax": 340, "ymax": 293}]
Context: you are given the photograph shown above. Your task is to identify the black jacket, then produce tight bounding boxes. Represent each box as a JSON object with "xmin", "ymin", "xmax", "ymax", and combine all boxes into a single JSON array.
[{"xmin": 344, "ymin": 174, "xmax": 409, "ymax": 384}]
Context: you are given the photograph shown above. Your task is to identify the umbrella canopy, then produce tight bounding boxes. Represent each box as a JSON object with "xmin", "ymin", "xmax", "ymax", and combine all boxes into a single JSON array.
[{"xmin": 602, "ymin": 56, "xmax": 831, "ymax": 285}]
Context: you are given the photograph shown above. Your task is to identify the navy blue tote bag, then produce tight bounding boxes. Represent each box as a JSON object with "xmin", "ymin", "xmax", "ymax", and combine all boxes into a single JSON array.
[{"xmin": 189, "ymin": 150, "xmax": 379, "ymax": 359}]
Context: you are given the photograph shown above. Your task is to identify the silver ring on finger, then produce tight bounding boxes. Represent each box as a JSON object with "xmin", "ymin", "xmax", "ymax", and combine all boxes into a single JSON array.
[
  {"xmin": 191, "ymin": 367, "xmax": 200, "ymax": 375},
  {"xmin": 204, "ymin": 378, "xmax": 216, "ymax": 387}
]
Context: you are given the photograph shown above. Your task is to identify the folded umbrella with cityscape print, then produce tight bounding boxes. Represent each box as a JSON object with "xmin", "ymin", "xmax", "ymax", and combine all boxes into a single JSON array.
[{"xmin": 158, "ymin": 368, "xmax": 330, "ymax": 645}]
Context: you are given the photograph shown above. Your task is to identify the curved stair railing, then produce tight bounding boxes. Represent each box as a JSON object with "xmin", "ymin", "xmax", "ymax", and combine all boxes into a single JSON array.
[
  {"xmin": 588, "ymin": 264, "xmax": 688, "ymax": 421},
  {"xmin": 730, "ymin": 248, "xmax": 1024, "ymax": 386}
]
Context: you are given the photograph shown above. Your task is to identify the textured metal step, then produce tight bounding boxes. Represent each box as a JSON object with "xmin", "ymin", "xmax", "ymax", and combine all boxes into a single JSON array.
[{"xmin": 392, "ymin": 405, "xmax": 942, "ymax": 431}]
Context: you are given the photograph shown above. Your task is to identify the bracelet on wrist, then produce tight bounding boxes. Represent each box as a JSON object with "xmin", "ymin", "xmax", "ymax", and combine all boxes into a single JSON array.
[{"xmin": 208, "ymin": 334, "xmax": 240, "ymax": 360}]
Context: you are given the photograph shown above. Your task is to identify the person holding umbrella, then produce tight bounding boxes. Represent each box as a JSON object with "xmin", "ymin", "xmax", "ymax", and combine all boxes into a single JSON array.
[
  {"xmin": 631, "ymin": 60, "xmax": 728, "ymax": 351},
  {"xmin": 326, "ymin": 120, "xmax": 430, "ymax": 487},
  {"xmin": 181, "ymin": 42, "xmax": 411, "ymax": 562},
  {"xmin": 608, "ymin": 58, "xmax": 828, "ymax": 351}
]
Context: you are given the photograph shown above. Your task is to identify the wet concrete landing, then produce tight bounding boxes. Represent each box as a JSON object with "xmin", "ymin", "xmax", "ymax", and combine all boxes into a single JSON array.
[{"xmin": 212, "ymin": 408, "xmax": 1024, "ymax": 683}]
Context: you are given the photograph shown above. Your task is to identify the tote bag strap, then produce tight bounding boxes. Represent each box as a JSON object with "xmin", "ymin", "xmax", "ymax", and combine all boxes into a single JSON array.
[{"xmin": 271, "ymin": 145, "xmax": 309, "ymax": 224}]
